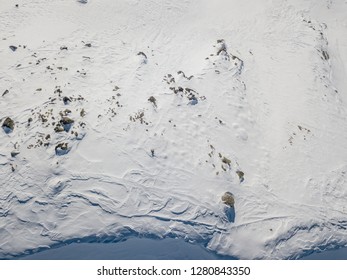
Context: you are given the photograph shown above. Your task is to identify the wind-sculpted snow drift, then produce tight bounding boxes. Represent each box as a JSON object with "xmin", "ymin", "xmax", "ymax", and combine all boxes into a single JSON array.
[{"xmin": 1, "ymin": 0, "xmax": 347, "ymax": 259}]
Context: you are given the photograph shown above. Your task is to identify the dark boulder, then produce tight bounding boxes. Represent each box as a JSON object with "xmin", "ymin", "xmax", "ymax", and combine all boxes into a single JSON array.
[
  {"xmin": 222, "ymin": 192, "xmax": 235, "ymax": 207},
  {"xmin": 55, "ymin": 143, "xmax": 69, "ymax": 155},
  {"xmin": 2, "ymin": 117, "xmax": 14, "ymax": 133}
]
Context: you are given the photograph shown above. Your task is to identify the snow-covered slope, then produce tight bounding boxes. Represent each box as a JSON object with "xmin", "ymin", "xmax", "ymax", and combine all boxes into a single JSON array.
[{"xmin": 1, "ymin": 0, "xmax": 347, "ymax": 259}]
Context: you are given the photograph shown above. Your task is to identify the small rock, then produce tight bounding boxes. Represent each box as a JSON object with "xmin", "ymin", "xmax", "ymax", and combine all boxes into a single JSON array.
[
  {"xmin": 60, "ymin": 117, "xmax": 74, "ymax": 132},
  {"xmin": 322, "ymin": 50, "xmax": 329, "ymax": 60},
  {"xmin": 54, "ymin": 125, "xmax": 64, "ymax": 133},
  {"xmin": 137, "ymin": 51, "xmax": 147, "ymax": 59},
  {"xmin": 11, "ymin": 150, "xmax": 20, "ymax": 157},
  {"xmin": 148, "ymin": 96, "xmax": 157, "ymax": 107},
  {"xmin": 9, "ymin": 45, "xmax": 17, "ymax": 52},
  {"xmin": 80, "ymin": 108, "xmax": 86, "ymax": 117},
  {"xmin": 63, "ymin": 96, "xmax": 71, "ymax": 104},
  {"xmin": 2, "ymin": 117, "xmax": 14, "ymax": 133},
  {"xmin": 216, "ymin": 39, "xmax": 227, "ymax": 55},
  {"xmin": 222, "ymin": 156, "xmax": 231, "ymax": 165},
  {"xmin": 137, "ymin": 52, "xmax": 148, "ymax": 64},
  {"xmin": 222, "ymin": 192, "xmax": 235, "ymax": 207},
  {"xmin": 2, "ymin": 89, "xmax": 9, "ymax": 97},
  {"xmin": 55, "ymin": 143, "xmax": 69, "ymax": 156},
  {"xmin": 60, "ymin": 117, "xmax": 74, "ymax": 125},
  {"xmin": 64, "ymin": 109, "xmax": 71, "ymax": 115},
  {"xmin": 236, "ymin": 170, "xmax": 245, "ymax": 182},
  {"xmin": 60, "ymin": 46, "xmax": 68, "ymax": 51},
  {"xmin": 188, "ymin": 96, "xmax": 198, "ymax": 106}
]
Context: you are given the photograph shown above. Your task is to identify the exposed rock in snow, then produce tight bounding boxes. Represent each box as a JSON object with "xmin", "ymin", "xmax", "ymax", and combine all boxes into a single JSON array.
[
  {"xmin": 9, "ymin": 45, "xmax": 17, "ymax": 52},
  {"xmin": 222, "ymin": 192, "xmax": 235, "ymax": 207},
  {"xmin": 55, "ymin": 143, "xmax": 69, "ymax": 156},
  {"xmin": 2, "ymin": 117, "xmax": 14, "ymax": 133}
]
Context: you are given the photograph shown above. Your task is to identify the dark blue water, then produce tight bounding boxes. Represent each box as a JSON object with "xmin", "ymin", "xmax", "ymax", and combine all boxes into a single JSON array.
[
  {"xmin": 300, "ymin": 246, "xmax": 347, "ymax": 260},
  {"xmin": 16, "ymin": 237, "xmax": 347, "ymax": 260},
  {"xmin": 18, "ymin": 238, "xmax": 233, "ymax": 260}
]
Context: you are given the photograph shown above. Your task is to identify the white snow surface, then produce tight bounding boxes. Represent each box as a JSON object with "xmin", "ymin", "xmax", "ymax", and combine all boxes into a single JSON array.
[{"xmin": 1, "ymin": 0, "xmax": 347, "ymax": 259}]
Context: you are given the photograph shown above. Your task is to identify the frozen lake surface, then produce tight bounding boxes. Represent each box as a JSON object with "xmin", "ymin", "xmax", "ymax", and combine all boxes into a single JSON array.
[
  {"xmin": 18, "ymin": 238, "xmax": 235, "ymax": 260},
  {"xmin": 300, "ymin": 246, "xmax": 347, "ymax": 260},
  {"xmin": 17, "ymin": 238, "xmax": 347, "ymax": 260}
]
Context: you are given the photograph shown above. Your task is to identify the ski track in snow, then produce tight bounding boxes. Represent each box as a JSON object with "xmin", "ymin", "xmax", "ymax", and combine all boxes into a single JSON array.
[{"xmin": 1, "ymin": 0, "xmax": 347, "ymax": 259}]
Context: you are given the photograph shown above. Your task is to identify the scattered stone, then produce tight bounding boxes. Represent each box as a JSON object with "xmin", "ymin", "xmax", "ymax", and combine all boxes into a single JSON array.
[
  {"xmin": 2, "ymin": 89, "xmax": 9, "ymax": 97},
  {"xmin": 137, "ymin": 52, "xmax": 147, "ymax": 59},
  {"xmin": 2, "ymin": 117, "xmax": 14, "ymax": 133},
  {"xmin": 151, "ymin": 149, "xmax": 155, "ymax": 157},
  {"xmin": 60, "ymin": 46, "xmax": 68, "ymax": 51},
  {"xmin": 63, "ymin": 96, "xmax": 71, "ymax": 104},
  {"xmin": 322, "ymin": 50, "xmax": 329, "ymax": 60},
  {"xmin": 55, "ymin": 143, "xmax": 69, "ymax": 155},
  {"xmin": 177, "ymin": 71, "xmax": 186, "ymax": 77},
  {"xmin": 188, "ymin": 96, "xmax": 198, "ymax": 105},
  {"xmin": 222, "ymin": 156, "xmax": 231, "ymax": 165},
  {"xmin": 11, "ymin": 150, "xmax": 20, "ymax": 157},
  {"xmin": 55, "ymin": 88, "xmax": 62, "ymax": 95},
  {"xmin": 9, "ymin": 45, "xmax": 17, "ymax": 52},
  {"xmin": 64, "ymin": 109, "xmax": 71, "ymax": 115},
  {"xmin": 129, "ymin": 110, "xmax": 146, "ymax": 124},
  {"xmin": 222, "ymin": 192, "xmax": 235, "ymax": 207},
  {"xmin": 59, "ymin": 116, "xmax": 74, "ymax": 132},
  {"xmin": 236, "ymin": 170, "xmax": 245, "ymax": 182},
  {"xmin": 177, "ymin": 71, "xmax": 194, "ymax": 80},
  {"xmin": 216, "ymin": 39, "xmax": 227, "ymax": 55},
  {"xmin": 148, "ymin": 96, "xmax": 157, "ymax": 107},
  {"xmin": 54, "ymin": 125, "xmax": 64, "ymax": 133},
  {"xmin": 137, "ymin": 52, "xmax": 148, "ymax": 64},
  {"xmin": 84, "ymin": 43, "xmax": 92, "ymax": 47},
  {"xmin": 39, "ymin": 114, "xmax": 48, "ymax": 123},
  {"xmin": 60, "ymin": 117, "xmax": 74, "ymax": 125},
  {"xmin": 80, "ymin": 108, "xmax": 86, "ymax": 117}
]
